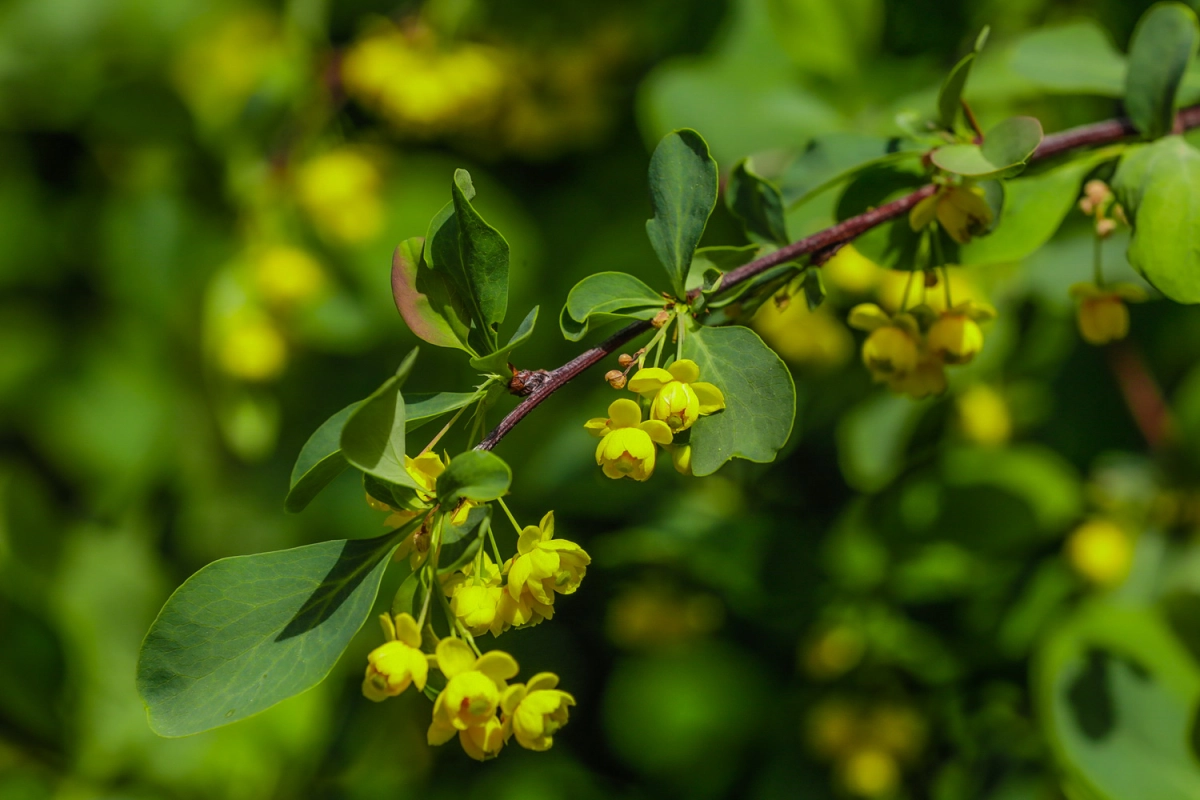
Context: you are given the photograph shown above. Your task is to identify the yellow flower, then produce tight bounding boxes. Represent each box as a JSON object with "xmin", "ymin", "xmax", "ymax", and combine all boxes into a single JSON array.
[
  {"xmin": 957, "ymin": 384, "xmax": 1011, "ymax": 446},
  {"xmin": 1066, "ymin": 519, "xmax": 1133, "ymax": 587},
  {"xmin": 362, "ymin": 613, "xmax": 429, "ymax": 701},
  {"xmin": 399, "ymin": 452, "xmax": 476, "ymax": 526},
  {"xmin": 505, "ymin": 511, "xmax": 591, "ymax": 607},
  {"xmin": 752, "ymin": 300, "xmax": 854, "ymax": 370},
  {"xmin": 496, "ymin": 586, "xmax": 555, "ymax": 629},
  {"xmin": 669, "ymin": 444, "xmax": 693, "ymax": 476},
  {"xmin": 839, "ymin": 746, "xmax": 900, "ymax": 797},
  {"xmin": 295, "ymin": 149, "xmax": 383, "ymax": 244},
  {"xmin": 501, "ymin": 672, "xmax": 575, "ymax": 751},
  {"xmin": 585, "ymin": 398, "xmax": 673, "ymax": 481},
  {"xmin": 1070, "ymin": 282, "xmax": 1148, "ymax": 345},
  {"xmin": 254, "ymin": 245, "xmax": 326, "ymax": 307},
  {"xmin": 443, "ymin": 552, "xmax": 506, "ymax": 637},
  {"xmin": 427, "ymin": 639, "xmax": 519, "ymax": 761},
  {"xmin": 926, "ymin": 301, "xmax": 994, "ymax": 365},
  {"xmin": 218, "ymin": 316, "xmax": 287, "ymax": 381},
  {"xmin": 627, "ymin": 359, "xmax": 725, "ymax": 433},
  {"xmin": 848, "ymin": 304, "xmax": 920, "ymax": 382},
  {"xmin": 886, "ymin": 351, "xmax": 947, "ymax": 399},
  {"xmin": 909, "ymin": 185, "xmax": 993, "ymax": 244}
]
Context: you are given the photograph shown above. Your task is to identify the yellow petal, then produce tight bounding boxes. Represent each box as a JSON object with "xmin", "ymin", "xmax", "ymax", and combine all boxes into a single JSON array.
[
  {"xmin": 847, "ymin": 303, "xmax": 891, "ymax": 332},
  {"xmin": 428, "ymin": 714, "xmax": 457, "ymax": 746},
  {"xmin": 517, "ymin": 525, "xmax": 542, "ymax": 555},
  {"xmin": 539, "ymin": 510, "xmax": 554, "ymax": 540},
  {"xmin": 475, "ymin": 650, "xmax": 520, "ymax": 685},
  {"xmin": 909, "ymin": 193, "xmax": 939, "ymax": 232},
  {"xmin": 526, "ymin": 672, "xmax": 560, "ymax": 693},
  {"xmin": 407, "ymin": 646, "xmax": 429, "ymax": 691},
  {"xmin": 667, "ymin": 359, "xmax": 700, "ymax": 384},
  {"xmin": 393, "ymin": 612, "xmax": 421, "ymax": 648},
  {"xmin": 670, "ymin": 444, "xmax": 692, "ymax": 476},
  {"xmin": 691, "ymin": 382, "xmax": 725, "ymax": 415},
  {"xmin": 508, "ymin": 554, "xmax": 533, "ymax": 599},
  {"xmin": 583, "ymin": 417, "xmax": 611, "ymax": 438},
  {"xmin": 638, "ymin": 419, "xmax": 674, "ymax": 446},
  {"xmin": 627, "ymin": 367, "xmax": 675, "ymax": 395},
  {"xmin": 607, "ymin": 397, "xmax": 643, "ymax": 428},
  {"xmin": 435, "ymin": 637, "xmax": 476, "ymax": 678},
  {"xmin": 501, "ymin": 683, "xmax": 527, "ymax": 716}
]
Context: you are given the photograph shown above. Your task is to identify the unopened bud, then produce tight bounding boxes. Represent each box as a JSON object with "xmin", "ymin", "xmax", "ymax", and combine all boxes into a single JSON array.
[
  {"xmin": 1112, "ymin": 204, "xmax": 1128, "ymax": 225},
  {"xmin": 1078, "ymin": 197, "xmax": 1095, "ymax": 216},
  {"xmin": 605, "ymin": 369, "xmax": 627, "ymax": 389},
  {"xmin": 924, "ymin": 270, "xmax": 938, "ymax": 288},
  {"xmin": 1084, "ymin": 179, "xmax": 1111, "ymax": 206},
  {"xmin": 651, "ymin": 309, "xmax": 671, "ymax": 328},
  {"xmin": 617, "ymin": 353, "xmax": 634, "ymax": 368},
  {"xmin": 774, "ymin": 293, "xmax": 791, "ymax": 311},
  {"xmin": 1096, "ymin": 218, "xmax": 1117, "ymax": 238}
]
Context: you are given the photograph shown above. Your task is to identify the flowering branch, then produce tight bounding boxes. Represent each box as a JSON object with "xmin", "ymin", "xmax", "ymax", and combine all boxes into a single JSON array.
[{"xmin": 476, "ymin": 104, "xmax": 1200, "ymax": 453}]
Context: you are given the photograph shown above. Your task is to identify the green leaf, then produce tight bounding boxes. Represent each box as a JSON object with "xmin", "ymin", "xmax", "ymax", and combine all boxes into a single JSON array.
[
  {"xmin": 1010, "ymin": 22, "xmax": 1127, "ymax": 96},
  {"xmin": 1113, "ymin": 136, "xmax": 1200, "ymax": 303},
  {"xmin": 936, "ymin": 27, "xmax": 987, "ymax": 131},
  {"xmin": 802, "ymin": 268, "xmax": 825, "ymax": 311},
  {"xmin": 284, "ymin": 402, "xmax": 358, "ymax": 513},
  {"xmin": 1126, "ymin": 2, "xmax": 1199, "ymax": 140},
  {"xmin": 340, "ymin": 352, "xmax": 421, "ymax": 488},
  {"xmin": 726, "ymin": 160, "xmax": 788, "ymax": 245},
  {"xmin": 683, "ymin": 325, "xmax": 795, "ymax": 476},
  {"xmin": 450, "ymin": 169, "xmax": 509, "ymax": 345},
  {"xmin": 436, "ymin": 450, "xmax": 511, "ymax": 505},
  {"xmin": 137, "ymin": 523, "xmax": 416, "ymax": 736},
  {"xmin": 390, "ymin": 237, "xmax": 474, "ymax": 354},
  {"xmin": 836, "ymin": 161, "xmax": 934, "ymax": 269},
  {"xmin": 404, "ymin": 391, "xmax": 482, "ymax": 432},
  {"xmin": 961, "ymin": 148, "xmax": 1122, "ymax": 265},
  {"xmin": 687, "ymin": 245, "xmax": 761, "ymax": 307},
  {"xmin": 837, "ymin": 392, "xmax": 924, "ymax": 493},
  {"xmin": 560, "ymin": 272, "xmax": 665, "ymax": 341},
  {"xmin": 930, "ymin": 117, "xmax": 1044, "ymax": 178},
  {"xmin": 390, "ymin": 570, "xmax": 420, "ymax": 618},
  {"xmin": 779, "ymin": 134, "xmax": 923, "ymax": 207},
  {"xmin": 645, "ymin": 130, "xmax": 719, "ymax": 297},
  {"xmin": 469, "ymin": 306, "xmax": 538, "ymax": 374}
]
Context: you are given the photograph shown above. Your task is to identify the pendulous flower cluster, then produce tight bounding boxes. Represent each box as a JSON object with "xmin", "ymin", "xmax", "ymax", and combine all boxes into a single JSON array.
[{"xmin": 585, "ymin": 359, "xmax": 725, "ymax": 481}]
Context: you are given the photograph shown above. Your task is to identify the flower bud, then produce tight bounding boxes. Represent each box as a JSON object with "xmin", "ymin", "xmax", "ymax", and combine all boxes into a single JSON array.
[
  {"xmin": 605, "ymin": 370, "xmax": 627, "ymax": 389},
  {"xmin": 1095, "ymin": 218, "xmax": 1117, "ymax": 238},
  {"xmin": 1077, "ymin": 295, "xmax": 1129, "ymax": 345},
  {"xmin": 1084, "ymin": 179, "xmax": 1111, "ymax": 207},
  {"xmin": 1078, "ymin": 197, "xmax": 1095, "ymax": 216},
  {"xmin": 617, "ymin": 353, "xmax": 634, "ymax": 368},
  {"xmin": 651, "ymin": 309, "xmax": 671, "ymax": 328}
]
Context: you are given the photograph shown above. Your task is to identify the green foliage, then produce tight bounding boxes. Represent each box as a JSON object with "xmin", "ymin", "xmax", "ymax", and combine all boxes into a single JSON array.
[
  {"xmin": 931, "ymin": 116, "xmax": 1044, "ymax": 179},
  {"xmin": 391, "ymin": 236, "xmax": 474, "ymax": 353},
  {"xmin": 469, "ymin": 306, "xmax": 539, "ymax": 374},
  {"xmin": 560, "ymin": 272, "xmax": 665, "ymax": 341},
  {"xmin": 683, "ymin": 324, "xmax": 795, "ymax": 475},
  {"xmin": 435, "ymin": 450, "xmax": 512, "ymax": 505},
  {"xmin": 726, "ymin": 160, "xmax": 788, "ymax": 245},
  {"xmin": 1114, "ymin": 136, "xmax": 1200, "ymax": 303},
  {"xmin": 1125, "ymin": 2, "xmax": 1199, "ymax": 140},
  {"xmin": 1010, "ymin": 22, "xmax": 1127, "ymax": 96},
  {"xmin": 936, "ymin": 26, "xmax": 988, "ymax": 131},
  {"xmin": 339, "ymin": 352, "xmax": 421, "ymax": 488},
  {"xmin": 284, "ymin": 402, "xmax": 357, "ymax": 513},
  {"xmin": 137, "ymin": 524, "xmax": 415, "ymax": 736},
  {"xmin": 645, "ymin": 129, "xmax": 720, "ymax": 297}
]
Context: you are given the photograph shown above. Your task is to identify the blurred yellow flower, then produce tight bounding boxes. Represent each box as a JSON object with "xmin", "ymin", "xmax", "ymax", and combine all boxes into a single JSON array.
[
  {"xmin": 848, "ymin": 304, "xmax": 920, "ymax": 383},
  {"xmin": 428, "ymin": 639, "xmax": 519, "ymax": 761},
  {"xmin": 885, "ymin": 351, "xmax": 947, "ymax": 399},
  {"xmin": 956, "ymin": 385, "xmax": 1011, "ymax": 446},
  {"xmin": 362, "ymin": 613, "xmax": 429, "ymax": 701},
  {"xmin": 1066, "ymin": 519, "xmax": 1134, "ymax": 587},
  {"xmin": 839, "ymin": 746, "xmax": 900, "ymax": 797},
  {"xmin": 254, "ymin": 246, "xmax": 326, "ymax": 307},
  {"xmin": 627, "ymin": 359, "xmax": 725, "ymax": 434},
  {"xmin": 909, "ymin": 185, "xmax": 992, "ymax": 244},
  {"xmin": 585, "ymin": 398, "xmax": 673, "ymax": 481},
  {"xmin": 218, "ymin": 316, "xmax": 287, "ymax": 381},
  {"xmin": 878, "ymin": 267, "xmax": 980, "ymax": 315},
  {"xmin": 501, "ymin": 672, "xmax": 575, "ymax": 751},
  {"xmin": 295, "ymin": 149, "xmax": 383, "ymax": 244},
  {"xmin": 1070, "ymin": 282, "xmax": 1147, "ymax": 345},
  {"xmin": 822, "ymin": 245, "xmax": 883, "ymax": 295},
  {"xmin": 803, "ymin": 624, "xmax": 865, "ymax": 680},
  {"xmin": 606, "ymin": 584, "xmax": 723, "ymax": 650},
  {"xmin": 926, "ymin": 301, "xmax": 994, "ymax": 365},
  {"xmin": 753, "ymin": 300, "xmax": 854, "ymax": 369},
  {"xmin": 173, "ymin": 10, "xmax": 285, "ymax": 128}
]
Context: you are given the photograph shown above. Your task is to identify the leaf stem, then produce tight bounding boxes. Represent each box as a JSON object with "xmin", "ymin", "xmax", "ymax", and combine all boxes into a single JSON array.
[
  {"xmin": 420, "ymin": 404, "xmax": 469, "ymax": 456},
  {"xmin": 1093, "ymin": 232, "xmax": 1105, "ymax": 287},
  {"xmin": 497, "ymin": 497, "xmax": 523, "ymax": 534}
]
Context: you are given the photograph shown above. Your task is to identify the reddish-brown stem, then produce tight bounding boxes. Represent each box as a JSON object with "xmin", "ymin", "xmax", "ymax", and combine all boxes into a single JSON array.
[
  {"xmin": 1107, "ymin": 342, "xmax": 1175, "ymax": 451},
  {"xmin": 476, "ymin": 104, "xmax": 1200, "ymax": 453}
]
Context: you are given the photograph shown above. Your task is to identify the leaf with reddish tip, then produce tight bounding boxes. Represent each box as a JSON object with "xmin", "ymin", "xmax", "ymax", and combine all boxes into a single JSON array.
[{"xmin": 390, "ymin": 237, "xmax": 474, "ymax": 353}]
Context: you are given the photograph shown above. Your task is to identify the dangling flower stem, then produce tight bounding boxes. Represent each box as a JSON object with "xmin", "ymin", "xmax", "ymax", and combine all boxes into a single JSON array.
[
  {"xmin": 900, "ymin": 267, "xmax": 917, "ymax": 313},
  {"xmin": 497, "ymin": 496, "xmax": 522, "ymax": 534},
  {"xmin": 416, "ymin": 563, "xmax": 436, "ymax": 629},
  {"xmin": 1093, "ymin": 232, "xmax": 1106, "ymax": 287},
  {"xmin": 676, "ymin": 310, "xmax": 686, "ymax": 362},
  {"xmin": 420, "ymin": 404, "xmax": 469, "ymax": 456},
  {"xmin": 487, "ymin": 519, "xmax": 504, "ymax": 565}
]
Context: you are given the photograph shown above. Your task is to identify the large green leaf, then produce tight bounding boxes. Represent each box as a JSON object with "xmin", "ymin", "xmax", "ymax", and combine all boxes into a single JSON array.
[
  {"xmin": 404, "ymin": 391, "xmax": 482, "ymax": 432},
  {"xmin": 469, "ymin": 306, "xmax": 538, "ymax": 374},
  {"xmin": 779, "ymin": 134, "xmax": 923, "ymax": 207},
  {"xmin": 936, "ymin": 27, "xmax": 988, "ymax": 131},
  {"xmin": 645, "ymin": 130, "xmax": 719, "ymax": 297},
  {"xmin": 284, "ymin": 402, "xmax": 358, "ymax": 513},
  {"xmin": 931, "ymin": 117, "xmax": 1044, "ymax": 179},
  {"xmin": 1036, "ymin": 598, "xmax": 1200, "ymax": 800},
  {"xmin": 1113, "ymin": 136, "xmax": 1200, "ymax": 303},
  {"xmin": 340, "ymin": 352, "xmax": 421, "ymax": 488},
  {"xmin": 390, "ymin": 237, "xmax": 473, "ymax": 353},
  {"xmin": 682, "ymin": 325, "xmax": 795, "ymax": 476},
  {"xmin": 450, "ymin": 169, "xmax": 509, "ymax": 344},
  {"xmin": 726, "ymin": 160, "xmax": 788, "ymax": 245},
  {"xmin": 1126, "ymin": 2, "xmax": 1199, "ymax": 140},
  {"xmin": 137, "ymin": 523, "xmax": 416, "ymax": 736},
  {"xmin": 436, "ymin": 450, "xmax": 511, "ymax": 505},
  {"xmin": 1010, "ymin": 22, "xmax": 1126, "ymax": 96},
  {"xmin": 560, "ymin": 272, "xmax": 665, "ymax": 341},
  {"xmin": 961, "ymin": 148, "xmax": 1121, "ymax": 265}
]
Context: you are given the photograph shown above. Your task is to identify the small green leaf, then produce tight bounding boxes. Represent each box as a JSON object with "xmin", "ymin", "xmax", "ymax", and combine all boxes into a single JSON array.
[
  {"xmin": 404, "ymin": 391, "xmax": 482, "ymax": 433},
  {"xmin": 936, "ymin": 27, "xmax": 987, "ymax": 131},
  {"xmin": 340, "ymin": 353, "xmax": 421, "ymax": 488},
  {"xmin": 436, "ymin": 450, "xmax": 511, "ymax": 505},
  {"xmin": 469, "ymin": 306, "xmax": 538, "ymax": 374},
  {"xmin": 560, "ymin": 272, "xmax": 665, "ymax": 341},
  {"xmin": 1010, "ymin": 22, "xmax": 1127, "ymax": 96},
  {"xmin": 683, "ymin": 325, "xmax": 795, "ymax": 476},
  {"xmin": 645, "ymin": 129, "xmax": 719, "ymax": 297},
  {"xmin": 1126, "ymin": 2, "xmax": 1199, "ymax": 140},
  {"xmin": 726, "ymin": 160, "xmax": 788, "ymax": 245},
  {"xmin": 802, "ymin": 268, "xmax": 825, "ymax": 311},
  {"xmin": 284, "ymin": 402, "xmax": 358, "ymax": 513},
  {"xmin": 687, "ymin": 245, "xmax": 761, "ymax": 308},
  {"xmin": 390, "ymin": 570, "xmax": 420, "ymax": 618},
  {"xmin": 137, "ymin": 523, "xmax": 416, "ymax": 736},
  {"xmin": 390, "ymin": 237, "xmax": 474, "ymax": 354},
  {"xmin": 931, "ymin": 117, "xmax": 1044, "ymax": 178},
  {"xmin": 1113, "ymin": 136, "xmax": 1200, "ymax": 303}
]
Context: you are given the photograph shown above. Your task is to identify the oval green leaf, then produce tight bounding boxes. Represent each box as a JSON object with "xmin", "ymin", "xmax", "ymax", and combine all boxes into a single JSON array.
[
  {"xmin": 726, "ymin": 160, "xmax": 788, "ymax": 245},
  {"xmin": 560, "ymin": 272, "xmax": 665, "ymax": 341},
  {"xmin": 931, "ymin": 117, "xmax": 1043, "ymax": 178},
  {"xmin": 390, "ymin": 237, "xmax": 473, "ymax": 353},
  {"xmin": 645, "ymin": 129, "xmax": 719, "ymax": 297},
  {"xmin": 436, "ymin": 450, "xmax": 511, "ymax": 505},
  {"xmin": 340, "ymin": 353, "xmax": 421, "ymax": 488},
  {"xmin": 284, "ymin": 401, "xmax": 358, "ymax": 513},
  {"xmin": 1126, "ymin": 2, "xmax": 1199, "ymax": 140}
]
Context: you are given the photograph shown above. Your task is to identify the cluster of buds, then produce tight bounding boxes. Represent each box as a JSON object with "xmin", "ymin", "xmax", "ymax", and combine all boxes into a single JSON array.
[
  {"xmin": 585, "ymin": 359, "xmax": 725, "ymax": 480},
  {"xmin": 847, "ymin": 300, "xmax": 995, "ymax": 398},
  {"xmin": 603, "ymin": 349, "xmax": 644, "ymax": 390},
  {"xmin": 1078, "ymin": 179, "xmax": 1126, "ymax": 239},
  {"xmin": 363, "ymin": 614, "xmax": 575, "ymax": 760},
  {"xmin": 1070, "ymin": 179, "xmax": 1148, "ymax": 346},
  {"xmin": 807, "ymin": 699, "xmax": 927, "ymax": 797}
]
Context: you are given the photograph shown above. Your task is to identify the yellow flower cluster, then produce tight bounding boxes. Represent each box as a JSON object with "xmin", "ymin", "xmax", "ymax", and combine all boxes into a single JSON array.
[
  {"xmin": 362, "ymin": 614, "xmax": 575, "ymax": 761},
  {"xmin": 908, "ymin": 185, "xmax": 993, "ymax": 244},
  {"xmin": 585, "ymin": 360, "xmax": 725, "ymax": 480},
  {"xmin": 847, "ymin": 300, "xmax": 994, "ymax": 399},
  {"xmin": 1065, "ymin": 518, "xmax": 1134, "ymax": 587},
  {"xmin": 807, "ymin": 699, "xmax": 927, "ymax": 797},
  {"xmin": 295, "ymin": 148, "xmax": 384, "ymax": 244},
  {"xmin": 366, "ymin": 452, "xmax": 481, "ymax": 567},
  {"xmin": 441, "ymin": 512, "xmax": 591, "ymax": 636},
  {"xmin": 1070, "ymin": 282, "xmax": 1147, "ymax": 346}
]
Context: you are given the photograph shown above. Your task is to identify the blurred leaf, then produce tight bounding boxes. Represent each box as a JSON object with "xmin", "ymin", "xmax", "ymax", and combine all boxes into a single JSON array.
[
  {"xmin": 683, "ymin": 324, "xmax": 795, "ymax": 476},
  {"xmin": 390, "ymin": 570, "xmax": 420, "ymax": 618},
  {"xmin": 391, "ymin": 237, "xmax": 474, "ymax": 353},
  {"xmin": 941, "ymin": 445, "xmax": 1082, "ymax": 531},
  {"xmin": 137, "ymin": 522, "xmax": 415, "ymax": 736},
  {"xmin": 560, "ymin": 272, "xmax": 664, "ymax": 341},
  {"xmin": 285, "ymin": 402, "xmax": 358, "ymax": 514},
  {"xmin": 1010, "ymin": 22, "xmax": 1126, "ymax": 96},
  {"xmin": 1126, "ymin": 2, "xmax": 1198, "ymax": 140},
  {"xmin": 436, "ymin": 451, "xmax": 511, "ymax": 504},
  {"xmin": 215, "ymin": 386, "xmax": 280, "ymax": 463},
  {"xmin": 836, "ymin": 160, "xmax": 933, "ymax": 268},
  {"xmin": 765, "ymin": 0, "xmax": 882, "ymax": 80},
  {"xmin": 780, "ymin": 133, "xmax": 923, "ymax": 207},
  {"xmin": 937, "ymin": 27, "xmax": 988, "ymax": 131},
  {"xmin": 340, "ymin": 351, "xmax": 421, "ymax": 488},
  {"xmin": 931, "ymin": 117, "xmax": 1043, "ymax": 179},
  {"xmin": 646, "ymin": 129, "xmax": 719, "ymax": 297},
  {"xmin": 838, "ymin": 393, "xmax": 924, "ymax": 493},
  {"xmin": 727, "ymin": 159, "xmax": 788, "ymax": 246},
  {"xmin": 469, "ymin": 306, "xmax": 538, "ymax": 374},
  {"xmin": 1113, "ymin": 136, "xmax": 1200, "ymax": 303}
]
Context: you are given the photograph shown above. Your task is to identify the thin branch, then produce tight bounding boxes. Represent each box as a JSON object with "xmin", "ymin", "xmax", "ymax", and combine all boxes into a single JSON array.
[{"xmin": 476, "ymin": 104, "xmax": 1200, "ymax": 453}]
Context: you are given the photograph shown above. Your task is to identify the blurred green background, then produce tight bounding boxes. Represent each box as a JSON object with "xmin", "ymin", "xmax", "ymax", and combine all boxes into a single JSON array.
[{"xmin": 4, "ymin": 0, "xmax": 1200, "ymax": 798}]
